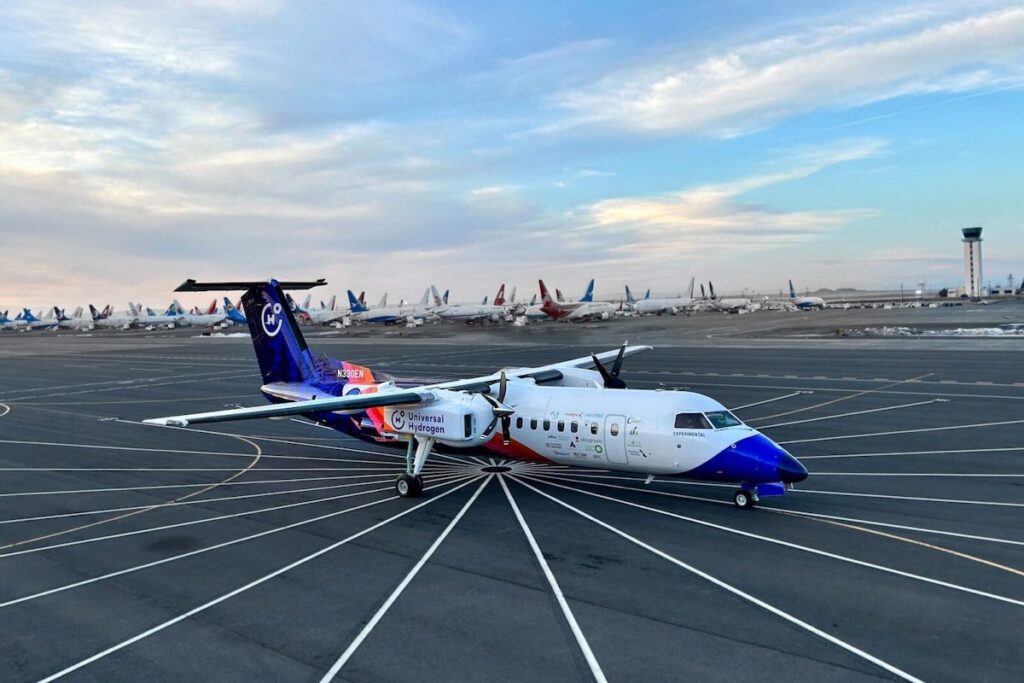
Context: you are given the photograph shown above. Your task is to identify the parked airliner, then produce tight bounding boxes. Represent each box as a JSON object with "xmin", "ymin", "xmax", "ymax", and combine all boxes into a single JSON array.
[
  {"xmin": 633, "ymin": 277, "xmax": 697, "ymax": 315},
  {"xmin": 148, "ymin": 278, "xmax": 807, "ymax": 508}
]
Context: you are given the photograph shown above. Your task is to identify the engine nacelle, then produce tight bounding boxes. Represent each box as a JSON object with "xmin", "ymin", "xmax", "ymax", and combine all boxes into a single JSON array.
[
  {"xmin": 548, "ymin": 366, "xmax": 603, "ymax": 388},
  {"xmin": 381, "ymin": 390, "xmax": 494, "ymax": 447}
]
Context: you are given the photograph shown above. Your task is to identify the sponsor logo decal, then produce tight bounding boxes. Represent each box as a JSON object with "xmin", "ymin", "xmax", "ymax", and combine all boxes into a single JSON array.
[{"xmin": 261, "ymin": 302, "xmax": 283, "ymax": 337}]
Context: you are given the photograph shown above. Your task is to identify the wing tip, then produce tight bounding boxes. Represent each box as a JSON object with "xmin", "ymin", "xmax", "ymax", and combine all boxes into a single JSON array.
[{"xmin": 143, "ymin": 417, "xmax": 189, "ymax": 427}]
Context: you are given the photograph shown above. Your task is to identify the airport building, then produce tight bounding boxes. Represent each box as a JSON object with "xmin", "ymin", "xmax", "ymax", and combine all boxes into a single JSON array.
[{"xmin": 962, "ymin": 226, "xmax": 983, "ymax": 297}]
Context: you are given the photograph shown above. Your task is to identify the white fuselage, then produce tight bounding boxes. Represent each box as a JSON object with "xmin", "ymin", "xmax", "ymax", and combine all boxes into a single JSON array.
[
  {"xmin": 437, "ymin": 304, "xmax": 505, "ymax": 321},
  {"xmin": 177, "ymin": 313, "xmax": 227, "ymax": 327},
  {"xmin": 634, "ymin": 297, "xmax": 694, "ymax": 315}
]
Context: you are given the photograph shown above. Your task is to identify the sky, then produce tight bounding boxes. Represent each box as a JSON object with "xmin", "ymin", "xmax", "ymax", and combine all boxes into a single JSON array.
[{"xmin": 1, "ymin": 0, "xmax": 1022, "ymax": 309}]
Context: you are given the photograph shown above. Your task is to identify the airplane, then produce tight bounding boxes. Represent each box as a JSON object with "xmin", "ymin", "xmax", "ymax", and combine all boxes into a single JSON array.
[
  {"xmin": 130, "ymin": 303, "xmax": 180, "ymax": 328},
  {"xmin": 521, "ymin": 294, "xmax": 548, "ymax": 321},
  {"xmin": 305, "ymin": 294, "xmax": 345, "ymax": 325},
  {"xmin": 223, "ymin": 297, "xmax": 247, "ymax": 324},
  {"xmin": 15, "ymin": 307, "xmax": 58, "ymax": 329},
  {"xmin": 625, "ymin": 286, "xmax": 651, "ymax": 306},
  {"xmin": 708, "ymin": 282, "xmax": 752, "ymax": 313},
  {"xmin": 632, "ymin": 278, "xmax": 697, "ymax": 315},
  {"xmin": 147, "ymin": 278, "xmax": 807, "ymax": 509},
  {"xmin": 88, "ymin": 304, "xmax": 136, "ymax": 329},
  {"xmin": 538, "ymin": 279, "xmax": 614, "ymax": 321},
  {"xmin": 347, "ymin": 288, "xmax": 437, "ymax": 324},
  {"xmin": 789, "ymin": 280, "xmax": 826, "ymax": 310},
  {"xmin": 432, "ymin": 284, "xmax": 508, "ymax": 322},
  {"xmin": 173, "ymin": 299, "xmax": 226, "ymax": 326},
  {"xmin": 54, "ymin": 306, "xmax": 94, "ymax": 330}
]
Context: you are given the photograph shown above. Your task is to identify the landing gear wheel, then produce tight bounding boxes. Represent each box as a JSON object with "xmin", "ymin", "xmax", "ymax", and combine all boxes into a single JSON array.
[
  {"xmin": 733, "ymin": 490, "xmax": 756, "ymax": 509},
  {"xmin": 396, "ymin": 474, "xmax": 424, "ymax": 498}
]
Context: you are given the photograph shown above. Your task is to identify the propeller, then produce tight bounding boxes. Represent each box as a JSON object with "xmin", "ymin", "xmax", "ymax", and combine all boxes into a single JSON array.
[
  {"xmin": 482, "ymin": 371, "xmax": 515, "ymax": 445},
  {"xmin": 591, "ymin": 341, "xmax": 628, "ymax": 389}
]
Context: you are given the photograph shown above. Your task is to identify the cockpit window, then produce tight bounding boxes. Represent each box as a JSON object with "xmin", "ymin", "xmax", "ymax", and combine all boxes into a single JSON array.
[
  {"xmin": 674, "ymin": 413, "xmax": 712, "ymax": 429},
  {"xmin": 705, "ymin": 410, "xmax": 743, "ymax": 429}
]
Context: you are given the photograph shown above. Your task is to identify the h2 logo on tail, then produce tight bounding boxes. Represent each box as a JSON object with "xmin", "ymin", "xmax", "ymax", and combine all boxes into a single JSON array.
[{"xmin": 261, "ymin": 303, "xmax": 283, "ymax": 337}]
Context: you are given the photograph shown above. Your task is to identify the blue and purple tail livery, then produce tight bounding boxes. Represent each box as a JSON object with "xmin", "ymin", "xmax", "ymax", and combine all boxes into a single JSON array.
[{"xmin": 240, "ymin": 281, "xmax": 321, "ymax": 384}]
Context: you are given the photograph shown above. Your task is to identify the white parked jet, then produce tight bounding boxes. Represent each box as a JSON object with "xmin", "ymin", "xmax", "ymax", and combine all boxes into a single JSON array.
[
  {"xmin": 432, "ymin": 284, "xmax": 508, "ymax": 322},
  {"xmin": 173, "ymin": 299, "xmax": 226, "ymax": 327},
  {"xmin": 633, "ymin": 277, "xmax": 697, "ymax": 315},
  {"xmin": 708, "ymin": 282, "xmax": 752, "ymax": 313}
]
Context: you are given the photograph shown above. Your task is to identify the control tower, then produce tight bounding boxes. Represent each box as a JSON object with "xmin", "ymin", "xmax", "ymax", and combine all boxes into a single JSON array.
[{"xmin": 962, "ymin": 227, "xmax": 983, "ymax": 297}]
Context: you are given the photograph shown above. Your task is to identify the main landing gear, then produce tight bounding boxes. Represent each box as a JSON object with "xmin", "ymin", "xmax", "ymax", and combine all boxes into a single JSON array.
[
  {"xmin": 395, "ymin": 436, "xmax": 435, "ymax": 498},
  {"xmin": 733, "ymin": 489, "xmax": 758, "ymax": 509},
  {"xmin": 396, "ymin": 473, "xmax": 424, "ymax": 498}
]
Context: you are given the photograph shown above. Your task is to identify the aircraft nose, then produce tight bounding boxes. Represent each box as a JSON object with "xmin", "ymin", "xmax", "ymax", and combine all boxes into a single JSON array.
[{"xmin": 777, "ymin": 450, "xmax": 808, "ymax": 483}]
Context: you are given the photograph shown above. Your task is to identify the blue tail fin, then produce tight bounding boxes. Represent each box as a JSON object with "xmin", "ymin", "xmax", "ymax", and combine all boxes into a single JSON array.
[
  {"xmin": 580, "ymin": 278, "xmax": 595, "ymax": 302},
  {"xmin": 625, "ymin": 285, "xmax": 635, "ymax": 304},
  {"xmin": 347, "ymin": 290, "xmax": 368, "ymax": 313},
  {"xmin": 239, "ymin": 281, "xmax": 321, "ymax": 384},
  {"xmin": 789, "ymin": 280, "xmax": 796, "ymax": 299}
]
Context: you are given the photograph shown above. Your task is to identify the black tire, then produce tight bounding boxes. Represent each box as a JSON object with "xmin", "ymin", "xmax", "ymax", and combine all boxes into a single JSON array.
[
  {"xmin": 733, "ymin": 490, "xmax": 755, "ymax": 509},
  {"xmin": 396, "ymin": 474, "xmax": 423, "ymax": 498}
]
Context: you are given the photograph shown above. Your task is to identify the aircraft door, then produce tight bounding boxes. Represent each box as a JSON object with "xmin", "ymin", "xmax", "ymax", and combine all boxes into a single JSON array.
[{"xmin": 604, "ymin": 415, "xmax": 628, "ymax": 465}]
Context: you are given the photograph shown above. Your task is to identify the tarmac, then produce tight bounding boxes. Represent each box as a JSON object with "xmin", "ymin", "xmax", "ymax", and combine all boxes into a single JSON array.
[{"xmin": 0, "ymin": 305, "xmax": 1021, "ymax": 681}]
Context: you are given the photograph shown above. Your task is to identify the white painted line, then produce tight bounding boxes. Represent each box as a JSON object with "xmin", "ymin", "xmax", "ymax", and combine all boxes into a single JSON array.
[
  {"xmin": 499, "ymin": 475, "xmax": 607, "ymax": 683},
  {"xmin": 0, "ymin": 438, "xmax": 380, "ymax": 464},
  {"xmin": 520, "ymin": 475, "xmax": 1024, "ymax": 607},
  {"xmin": 36, "ymin": 476, "xmax": 484, "ymax": 683},
  {"xmin": 528, "ymin": 471, "xmax": 1024, "ymax": 547},
  {"xmin": 801, "ymin": 446, "xmax": 1024, "ymax": 460},
  {"xmin": 511, "ymin": 476, "xmax": 924, "ymax": 683},
  {"xmin": 779, "ymin": 418, "xmax": 1024, "ymax": 445},
  {"xmin": 730, "ymin": 391, "xmax": 809, "ymax": 411},
  {"xmin": 0, "ymin": 476, "xmax": 477, "ymax": 609},
  {"xmin": 0, "ymin": 472, "xmax": 464, "ymax": 560},
  {"xmin": 760, "ymin": 399, "xmax": 939, "ymax": 429},
  {"xmin": 320, "ymin": 475, "xmax": 492, "ymax": 681},
  {"xmin": 792, "ymin": 488, "xmax": 1024, "ymax": 507},
  {"xmin": 808, "ymin": 473, "xmax": 1024, "ymax": 478},
  {"xmin": 0, "ymin": 477, "xmax": 403, "ymax": 526},
  {"xmin": 0, "ymin": 471, "xmax": 407, "ymax": 498}
]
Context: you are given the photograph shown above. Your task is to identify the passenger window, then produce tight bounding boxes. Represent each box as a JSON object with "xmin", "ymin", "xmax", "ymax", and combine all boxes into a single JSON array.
[
  {"xmin": 674, "ymin": 413, "xmax": 712, "ymax": 429},
  {"xmin": 610, "ymin": 423, "xmax": 619, "ymax": 436},
  {"xmin": 705, "ymin": 410, "xmax": 743, "ymax": 429},
  {"xmin": 543, "ymin": 420, "xmax": 551, "ymax": 431},
  {"xmin": 516, "ymin": 417, "xmax": 523, "ymax": 429},
  {"xmin": 570, "ymin": 421, "xmax": 578, "ymax": 433},
  {"xmin": 530, "ymin": 419, "xmax": 538, "ymax": 430},
  {"xmin": 590, "ymin": 422, "xmax": 598, "ymax": 435},
  {"xmin": 557, "ymin": 420, "xmax": 565, "ymax": 432}
]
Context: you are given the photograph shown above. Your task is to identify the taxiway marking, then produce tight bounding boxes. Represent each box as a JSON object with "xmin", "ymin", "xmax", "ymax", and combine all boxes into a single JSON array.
[
  {"xmin": 320, "ymin": 476, "xmax": 493, "ymax": 681},
  {"xmin": 500, "ymin": 475, "xmax": 607, "ymax": 683},
  {"xmin": 512, "ymin": 476, "xmax": 924, "ymax": 683},
  {"xmin": 36, "ymin": 476, "xmax": 484, "ymax": 683}
]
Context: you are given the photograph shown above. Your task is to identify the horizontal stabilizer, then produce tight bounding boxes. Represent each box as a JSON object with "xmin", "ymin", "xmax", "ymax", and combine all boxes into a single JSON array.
[{"xmin": 175, "ymin": 278, "xmax": 327, "ymax": 292}]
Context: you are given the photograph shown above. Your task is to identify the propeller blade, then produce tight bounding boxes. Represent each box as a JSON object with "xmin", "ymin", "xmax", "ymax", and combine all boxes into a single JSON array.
[
  {"xmin": 591, "ymin": 353, "xmax": 613, "ymax": 384},
  {"xmin": 497, "ymin": 370, "xmax": 508, "ymax": 403},
  {"xmin": 610, "ymin": 341, "xmax": 627, "ymax": 378},
  {"xmin": 500, "ymin": 415, "xmax": 511, "ymax": 446}
]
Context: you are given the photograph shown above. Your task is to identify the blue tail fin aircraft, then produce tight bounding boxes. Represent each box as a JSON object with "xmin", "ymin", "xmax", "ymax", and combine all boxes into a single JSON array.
[{"xmin": 148, "ymin": 278, "xmax": 806, "ymax": 506}]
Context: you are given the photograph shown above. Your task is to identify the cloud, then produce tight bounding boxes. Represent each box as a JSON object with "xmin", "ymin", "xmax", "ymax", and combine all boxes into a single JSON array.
[
  {"xmin": 554, "ymin": 5, "xmax": 1024, "ymax": 136},
  {"xmin": 578, "ymin": 138, "xmax": 885, "ymax": 255}
]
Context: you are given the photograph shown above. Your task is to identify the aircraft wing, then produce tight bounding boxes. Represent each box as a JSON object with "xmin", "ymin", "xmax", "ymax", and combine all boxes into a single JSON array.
[
  {"xmin": 429, "ymin": 344, "xmax": 654, "ymax": 393},
  {"xmin": 144, "ymin": 388, "xmax": 435, "ymax": 427}
]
